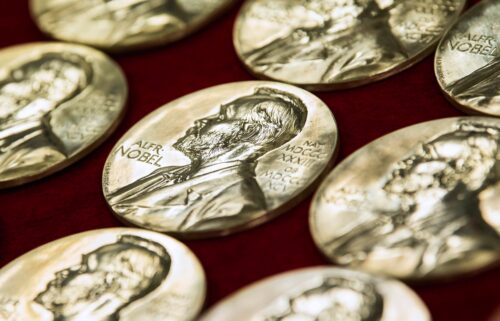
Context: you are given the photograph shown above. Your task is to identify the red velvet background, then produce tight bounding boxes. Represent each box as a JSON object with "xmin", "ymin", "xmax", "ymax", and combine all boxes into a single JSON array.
[{"xmin": 1, "ymin": 1, "xmax": 499, "ymax": 320}]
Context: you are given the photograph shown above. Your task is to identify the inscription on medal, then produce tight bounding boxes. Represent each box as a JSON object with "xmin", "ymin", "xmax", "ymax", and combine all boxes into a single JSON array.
[
  {"xmin": 103, "ymin": 83, "xmax": 337, "ymax": 237},
  {"xmin": 435, "ymin": 0, "xmax": 500, "ymax": 115},
  {"xmin": 449, "ymin": 33, "xmax": 497, "ymax": 56},
  {"xmin": 263, "ymin": 167, "xmax": 302, "ymax": 193},
  {"xmin": 280, "ymin": 140, "xmax": 328, "ymax": 167},
  {"xmin": 116, "ymin": 141, "xmax": 165, "ymax": 167},
  {"xmin": 236, "ymin": 0, "xmax": 465, "ymax": 88}
]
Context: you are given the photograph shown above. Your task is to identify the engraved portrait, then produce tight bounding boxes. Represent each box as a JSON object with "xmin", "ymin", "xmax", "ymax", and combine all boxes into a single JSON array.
[
  {"xmin": 107, "ymin": 87, "xmax": 308, "ymax": 232},
  {"xmin": 241, "ymin": 0, "xmax": 409, "ymax": 83},
  {"xmin": 0, "ymin": 52, "xmax": 92, "ymax": 181},
  {"xmin": 324, "ymin": 121, "xmax": 500, "ymax": 277},
  {"xmin": 38, "ymin": 0, "xmax": 205, "ymax": 46},
  {"xmin": 35, "ymin": 235, "xmax": 171, "ymax": 321},
  {"xmin": 438, "ymin": 0, "xmax": 500, "ymax": 111},
  {"xmin": 261, "ymin": 276, "xmax": 383, "ymax": 321}
]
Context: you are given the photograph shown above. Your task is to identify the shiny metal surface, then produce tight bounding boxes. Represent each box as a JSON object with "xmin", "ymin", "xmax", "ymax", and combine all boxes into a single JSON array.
[
  {"xmin": 30, "ymin": 0, "xmax": 233, "ymax": 51},
  {"xmin": 234, "ymin": 0, "xmax": 465, "ymax": 90},
  {"xmin": 435, "ymin": 0, "xmax": 500, "ymax": 116},
  {"xmin": 102, "ymin": 81, "xmax": 338, "ymax": 238},
  {"xmin": 310, "ymin": 117, "xmax": 500, "ymax": 281},
  {"xmin": 0, "ymin": 42, "xmax": 127, "ymax": 188},
  {"xmin": 199, "ymin": 267, "xmax": 430, "ymax": 321},
  {"xmin": 0, "ymin": 228, "xmax": 206, "ymax": 321}
]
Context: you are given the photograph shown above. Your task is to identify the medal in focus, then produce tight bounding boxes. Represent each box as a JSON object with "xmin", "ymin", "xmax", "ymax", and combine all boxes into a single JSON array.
[
  {"xmin": 435, "ymin": 0, "xmax": 500, "ymax": 116},
  {"xmin": 310, "ymin": 117, "xmax": 500, "ymax": 281},
  {"xmin": 234, "ymin": 0, "xmax": 465, "ymax": 90},
  {"xmin": 103, "ymin": 81, "xmax": 338, "ymax": 238},
  {"xmin": 0, "ymin": 42, "xmax": 127, "ymax": 188},
  {"xmin": 0, "ymin": 228, "xmax": 206, "ymax": 321}
]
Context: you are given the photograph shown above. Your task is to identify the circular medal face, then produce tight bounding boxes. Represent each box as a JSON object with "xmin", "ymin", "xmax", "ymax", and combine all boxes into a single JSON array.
[
  {"xmin": 0, "ymin": 42, "xmax": 127, "ymax": 188},
  {"xmin": 435, "ymin": 0, "xmax": 500, "ymax": 116},
  {"xmin": 310, "ymin": 117, "xmax": 500, "ymax": 281},
  {"xmin": 0, "ymin": 228, "xmax": 206, "ymax": 321},
  {"xmin": 234, "ymin": 0, "xmax": 466, "ymax": 90},
  {"xmin": 30, "ymin": 0, "xmax": 233, "ymax": 51},
  {"xmin": 102, "ymin": 81, "xmax": 338, "ymax": 238},
  {"xmin": 199, "ymin": 267, "xmax": 430, "ymax": 321}
]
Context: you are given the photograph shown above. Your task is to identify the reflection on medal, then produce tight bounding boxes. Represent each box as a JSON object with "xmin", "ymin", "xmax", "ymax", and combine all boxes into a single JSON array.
[
  {"xmin": 0, "ymin": 228, "xmax": 206, "ymax": 321},
  {"xmin": 310, "ymin": 117, "xmax": 500, "ymax": 281},
  {"xmin": 30, "ymin": 0, "xmax": 233, "ymax": 51},
  {"xmin": 0, "ymin": 42, "xmax": 127, "ymax": 188},
  {"xmin": 435, "ymin": 0, "xmax": 500, "ymax": 116},
  {"xmin": 103, "ymin": 81, "xmax": 338, "ymax": 238},
  {"xmin": 234, "ymin": 0, "xmax": 465, "ymax": 90},
  {"xmin": 199, "ymin": 267, "xmax": 430, "ymax": 321}
]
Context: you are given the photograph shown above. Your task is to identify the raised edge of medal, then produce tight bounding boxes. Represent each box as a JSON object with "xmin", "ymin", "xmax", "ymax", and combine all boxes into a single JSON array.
[
  {"xmin": 0, "ymin": 42, "xmax": 129, "ymax": 189},
  {"xmin": 101, "ymin": 81, "xmax": 340, "ymax": 239},
  {"xmin": 28, "ymin": 0, "xmax": 237, "ymax": 53},
  {"xmin": 233, "ymin": 0, "xmax": 467, "ymax": 92}
]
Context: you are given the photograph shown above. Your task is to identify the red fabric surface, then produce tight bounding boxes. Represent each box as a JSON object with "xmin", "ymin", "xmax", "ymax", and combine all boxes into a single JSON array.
[{"xmin": 1, "ymin": 1, "xmax": 499, "ymax": 320}]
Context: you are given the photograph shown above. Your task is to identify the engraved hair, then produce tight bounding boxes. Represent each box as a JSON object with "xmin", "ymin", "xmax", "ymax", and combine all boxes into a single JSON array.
[
  {"xmin": 108, "ymin": 235, "xmax": 171, "ymax": 301},
  {"xmin": 265, "ymin": 277, "xmax": 383, "ymax": 321},
  {"xmin": 3, "ymin": 52, "xmax": 92, "ymax": 104},
  {"xmin": 384, "ymin": 121, "xmax": 500, "ymax": 197},
  {"xmin": 237, "ymin": 87, "xmax": 307, "ymax": 158},
  {"xmin": 0, "ymin": 52, "xmax": 93, "ymax": 126},
  {"xmin": 35, "ymin": 234, "xmax": 170, "ymax": 320}
]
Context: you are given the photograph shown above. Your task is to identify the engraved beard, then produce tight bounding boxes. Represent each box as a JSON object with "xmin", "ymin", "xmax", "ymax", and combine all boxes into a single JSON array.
[
  {"xmin": 35, "ymin": 269, "xmax": 119, "ymax": 321},
  {"xmin": 173, "ymin": 118, "xmax": 248, "ymax": 168},
  {"xmin": 0, "ymin": 59, "xmax": 85, "ymax": 126},
  {"xmin": 34, "ymin": 242, "xmax": 167, "ymax": 321}
]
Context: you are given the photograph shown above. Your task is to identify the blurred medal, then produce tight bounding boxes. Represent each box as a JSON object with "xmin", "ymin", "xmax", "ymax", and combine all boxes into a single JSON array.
[
  {"xmin": 435, "ymin": 0, "xmax": 500, "ymax": 116},
  {"xmin": 30, "ymin": 0, "xmax": 233, "ymax": 51},
  {"xmin": 310, "ymin": 117, "xmax": 500, "ymax": 281},
  {"xmin": 0, "ymin": 228, "xmax": 206, "ymax": 321},
  {"xmin": 199, "ymin": 267, "xmax": 430, "ymax": 321},
  {"xmin": 0, "ymin": 42, "xmax": 127, "ymax": 188},
  {"xmin": 234, "ymin": 0, "xmax": 466, "ymax": 90},
  {"xmin": 102, "ymin": 81, "xmax": 338, "ymax": 238}
]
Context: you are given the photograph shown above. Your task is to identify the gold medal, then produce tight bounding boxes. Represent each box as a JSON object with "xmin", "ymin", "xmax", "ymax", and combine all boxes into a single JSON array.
[
  {"xmin": 310, "ymin": 117, "xmax": 500, "ymax": 281},
  {"xmin": 199, "ymin": 267, "xmax": 430, "ymax": 321},
  {"xmin": 234, "ymin": 0, "xmax": 466, "ymax": 90},
  {"xmin": 0, "ymin": 42, "xmax": 127, "ymax": 188},
  {"xmin": 103, "ymin": 81, "xmax": 338, "ymax": 238},
  {"xmin": 435, "ymin": 0, "xmax": 500, "ymax": 116},
  {"xmin": 0, "ymin": 228, "xmax": 206, "ymax": 321},
  {"xmin": 30, "ymin": 0, "xmax": 234, "ymax": 52}
]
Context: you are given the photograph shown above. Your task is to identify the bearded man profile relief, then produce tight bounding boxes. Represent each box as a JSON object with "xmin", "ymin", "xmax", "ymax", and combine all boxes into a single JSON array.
[
  {"xmin": 324, "ymin": 121, "xmax": 500, "ymax": 277},
  {"xmin": 108, "ymin": 87, "xmax": 307, "ymax": 232},
  {"xmin": 0, "ymin": 52, "xmax": 92, "ymax": 181},
  {"xmin": 35, "ymin": 235, "xmax": 171, "ymax": 321},
  {"xmin": 243, "ymin": 0, "xmax": 408, "ymax": 83},
  {"xmin": 263, "ymin": 277, "xmax": 383, "ymax": 321}
]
